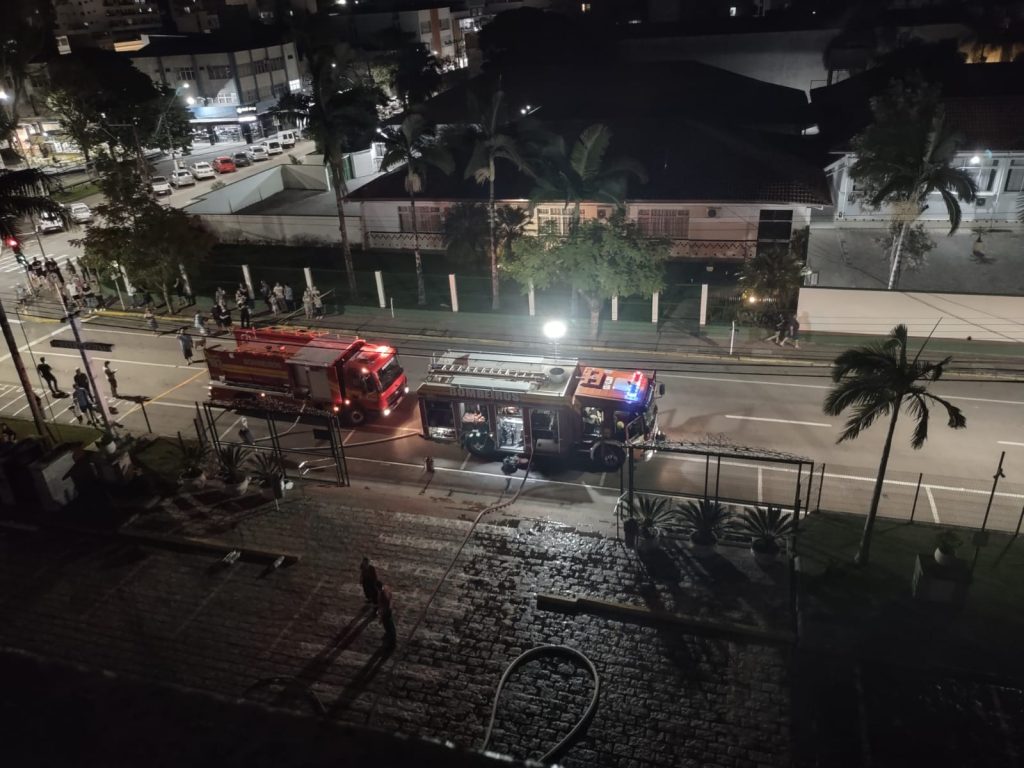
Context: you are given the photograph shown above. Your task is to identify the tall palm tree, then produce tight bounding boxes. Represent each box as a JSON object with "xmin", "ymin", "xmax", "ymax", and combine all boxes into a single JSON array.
[
  {"xmin": 823, "ymin": 324, "xmax": 966, "ymax": 566},
  {"xmin": 850, "ymin": 80, "xmax": 976, "ymax": 290},
  {"xmin": 298, "ymin": 44, "xmax": 382, "ymax": 297},
  {"xmin": 463, "ymin": 90, "xmax": 529, "ymax": 310},
  {"xmin": 495, "ymin": 205, "xmax": 528, "ymax": 262},
  {"xmin": 442, "ymin": 202, "xmax": 489, "ymax": 269},
  {"xmin": 0, "ymin": 166, "xmax": 66, "ymax": 440},
  {"xmin": 530, "ymin": 123, "xmax": 646, "ymax": 233},
  {"xmin": 378, "ymin": 114, "xmax": 453, "ymax": 306}
]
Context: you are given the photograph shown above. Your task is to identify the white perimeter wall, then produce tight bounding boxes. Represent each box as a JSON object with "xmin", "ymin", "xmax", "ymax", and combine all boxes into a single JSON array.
[
  {"xmin": 798, "ymin": 288, "xmax": 1024, "ymax": 343},
  {"xmin": 198, "ymin": 213, "xmax": 361, "ymax": 247}
]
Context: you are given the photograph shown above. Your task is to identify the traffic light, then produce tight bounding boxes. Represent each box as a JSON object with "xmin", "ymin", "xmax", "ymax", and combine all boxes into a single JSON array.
[{"xmin": 4, "ymin": 236, "xmax": 26, "ymax": 266}]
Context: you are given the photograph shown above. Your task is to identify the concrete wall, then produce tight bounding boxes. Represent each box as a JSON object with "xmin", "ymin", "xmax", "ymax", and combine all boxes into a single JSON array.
[
  {"xmin": 200, "ymin": 213, "xmax": 362, "ymax": 246},
  {"xmin": 798, "ymin": 287, "xmax": 1024, "ymax": 343},
  {"xmin": 184, "ymin": 166, "xmax": 286, "ymax": 214}
]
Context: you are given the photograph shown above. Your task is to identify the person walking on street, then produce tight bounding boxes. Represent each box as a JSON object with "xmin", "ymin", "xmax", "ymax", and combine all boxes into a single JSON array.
[
  {"xmin": 284, "ymin": 283, "xmax": 294, "ymax": 312},
  {"xmin": 73, "ymin": 385, "xmax": 98, "ymax": 426},
  {"xmin": 780, "ymin": 315, "xmax": 800, "ymax": 349},
  {"xmin": 73, "ymin": 368, "xmax": 89, "ymax": 392},
  {"xmin": 36, "ymin": 358, "xmax": 60, "ymax": 394},
  {"xmin": 145, "ymin": 308, "xmax": 158, "ymax": 335},
  {"xmin": 377, "ymin": 581, "xmax": 396, "ymax": 648},
  {"xmin": 176, "ymin": 329, "xmax": 195, "ymax": 364},
  {"xmin": 764, "ymin": 313, "xmax": 786, "ymax": 345},
  {"xmin": 360, "ymin": 558, "xmax": 379, "ymax": 608},
  {"xmin": 238, "ymin": 417, "xmax": 255, "ymax": 445},
  {"xmin": 103, "ymin": 361, "xmax": 119, "ymax": 398}
]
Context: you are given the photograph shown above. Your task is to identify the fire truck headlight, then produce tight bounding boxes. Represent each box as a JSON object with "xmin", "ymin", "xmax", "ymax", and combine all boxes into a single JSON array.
[
  {"xmin": 259, "ymin": 392, "xmax": 266, "ymax": 398},
  {"xmin": 332, "ymin": 405, "xmax": 340, "ymax": 413},
  {"xmin": 383, "ymin": 408, "xmax": 391, "ymax": 417},
  {"xmin": 344, "ymin": 399, "xmax": 351, "ymax": 406},
  {"xmin": 403, "ymin": 386, "xmax": 409, "ymax": 394}
]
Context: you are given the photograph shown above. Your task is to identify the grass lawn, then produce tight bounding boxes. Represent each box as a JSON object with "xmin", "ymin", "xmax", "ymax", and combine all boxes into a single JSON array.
[
  {"xmin": 53, "ymin": 182, "xmax": 100, "ymax": 204},
  {"xmin": 798, "ymin": 511, "xmax": 1024, "ymax": 677},
  {"xmin": 132, "ymin": 436, "xmax": 186, "ymax": 488},
  {"xmin": 3, "ymin": 416, "xmax": 102, "ymax": 446}
]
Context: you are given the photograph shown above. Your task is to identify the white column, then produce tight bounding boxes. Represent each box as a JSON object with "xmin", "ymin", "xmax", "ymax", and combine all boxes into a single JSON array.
[
  {"xmin": 448, "ymin": 274, "xmax": 459, "ymax": 313},
  {"xmin": 699, "ymin": 283, "xmax": 709, "ymax": 327},
  {"xmin": 303, "ymin": 267, "xmax": 314, "ymax": 291},
  {"xmin": 242, "ymin": 265, "xmax": 254, "ymax": 300},
  {"xmin": 651, "ymin": 291, "xmax": 659, "ymax": 324},
  {"xmin": 374, "ymin": 270, "xmax": 386, "ymax": 309},
  {"xmin": 611, "ymin": 294, "xmax": 619, "ymax": 322},
  {"xmin": 528, "ymin": 281, "xmax": 535, "ymax": 317}
]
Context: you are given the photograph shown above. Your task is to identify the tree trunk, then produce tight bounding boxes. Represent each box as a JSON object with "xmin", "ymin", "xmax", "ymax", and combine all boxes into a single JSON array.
[
  {"xmin": 329, "ymin": 158, "xmax": 358, "ymax": 297},
  {"xmin": 588, "ymin": 295, "xmax": 601, "ymax": 337},
  {"xmin": 886, "ymin": 220, "xmax": 909, "ymax": 291},
  {"xmin": 0, "ymin": 298, "xmax": 50, "ymax": 443},
  {"xmin": 855, "ymin": 398, "xmax": 901, "ymax": 566},
  {"xmin": 488, "ymin": 164, "xmax": 499, "ymax": 310},
  {"xmin": 410, "ymin": 193, "xmax": 426, "ymax": 306},
  {"xmin": 162, "ymin": 284, "xmax": 174, "ymax": 316}
]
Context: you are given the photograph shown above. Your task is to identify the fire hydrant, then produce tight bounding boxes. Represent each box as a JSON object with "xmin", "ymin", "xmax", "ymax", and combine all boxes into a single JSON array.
[{"xmin": 424, "ymin": 456, "xmax": 435, "ymax": 473}]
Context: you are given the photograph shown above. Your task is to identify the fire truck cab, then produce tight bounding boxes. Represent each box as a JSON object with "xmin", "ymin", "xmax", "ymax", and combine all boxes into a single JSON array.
[
  {"xmin": 417, "ymin": 351, "xmax": 661, "ymax": 470},
  {"xmin": 206, "ymin": 326, "xmax": 408, "ymax": 424}
]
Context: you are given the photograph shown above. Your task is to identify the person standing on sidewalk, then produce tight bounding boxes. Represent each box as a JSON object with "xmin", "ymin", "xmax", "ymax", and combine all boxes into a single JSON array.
[
  {"xmin": 764, "ymin": 313, "xmax": 786, "ymax": 345},
  {"xmin": 302, "ymin": 289, "xmax": 313, "ymax": 319},
  {"xmin": 176, "ymin": 329, "xmax": 195, "ymax": 365},
  {"xmin": 36, "ymin": 358, "xmax": 60, "ymax": 394},
  {"xmin": 260, "ymin": 280, "xmax": 272, "ymax": 312},
  {"xmin": 312, "ymin": 288, "xmax": 324, "ymax": 319},
  {"xmin": 377, "ymin": 580, "xmax": 396, "ymax": 648},
  {"xmin": 360, "ymin": 558, "xmax": 379, "ymax": 608},
  {"xmin": 145, "ymin": 307, "xmax": 158, "ymax": 335},
  {"xmin": 780, "ymin": 315, "xmax": 800, "ymax": 349},
  {"xmin": 73, "ymin": 384, "xmax": 98, "ymax": 426},
  {"xmin": 103, "ymin": 362, "xmax": 119, "ymax": 398},
  {"xmin": 215, "ymin": 286, "xmax": 226, "ymax": 306},
  {"xmin": 284, "ymin": 283, "xmax": 294, "ymax": 312},
  {"xmin": 239, "ymin": 301, "xmax": 252, "ymax": 329},
  {"xmin": 73, "ymin": 368, "xmax": 89, "ymax": 392}
]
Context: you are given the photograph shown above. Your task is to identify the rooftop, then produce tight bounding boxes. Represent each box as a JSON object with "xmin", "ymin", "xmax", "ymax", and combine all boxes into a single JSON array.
[{"xmin": 124, "ymin": 30, "xmax": 292, "ymax": 58}]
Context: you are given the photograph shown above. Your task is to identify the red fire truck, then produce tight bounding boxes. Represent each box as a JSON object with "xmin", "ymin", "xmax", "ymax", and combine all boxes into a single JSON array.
[
  {"xmin": 205, "ymin": 326, "xmax": 408, "ymax": 424},
  {"xmin": 417, "ymin": 351, "xmax": 663, "ymax": 470}
]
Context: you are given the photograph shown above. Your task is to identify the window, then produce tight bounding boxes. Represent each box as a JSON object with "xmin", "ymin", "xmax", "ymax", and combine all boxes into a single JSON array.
[
  {"xmin": 581, "ymin": 2, "xmax": 591, "ymax": 11},
  {"xmin": 1005, "ymin": 159, "xmax": 1024, "ymax": 193},
  {"xmin": 271, "ymin": 82, "xmax": 288, "ymax": 98},
  {"xmin": 958, "ymin": 158, "xmax": 997, "ymax": 193},
  {"xmin": 757, "ymin": 209, "xmax": 793, "ymax": 242},
  {"xmin": 536, "ymin": 206, "xmax": 574, "ymax": 235},
  {"xmin": 241, "ymin": 88, "xmax": 258, "ymax": 104},
  {"xmin": 582, "ymin": 406, "xmax": 605, "ymax": 437},
  {"xmin": 254, "ymin": 59, "xmax": 271, "ymax": 74},
  {"xmin": 439, "ymin": 17, "xmax": 450, "ymax": 29},
  {"xmin": 214, "ymin": 92, "xmax": 237, "ymax": 105},
  {"xmin": 421, "ymin": 21, "xmax": 432, "ymax": 33},
  {"xmin": 236, "ymin": 62, "xmax": 253, "ymax": 77},
  {"xmin": 176, "ymin": 67, "xmax": 195, "ymax": 81},
  {"xmin": 637, "ymin": 208, "xmax": 690, "ymax": 238},
  {"xmin": 399, "ymin": 205, "xmax": 443, "ymax": 233},
  {"xmin": 267, "ymin": 57, "xmax": 284, "ymax": 71},
  {"xmin": 207, "ymin": 65, "xmax": 232, "ymax": 79}
]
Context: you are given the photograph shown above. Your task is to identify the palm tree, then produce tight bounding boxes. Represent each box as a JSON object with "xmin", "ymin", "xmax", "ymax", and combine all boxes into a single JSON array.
[
  {"xmin": 378, "ymin": 114, "xmax": 454, "ymax": 305},
  {"xmin": 738, "ymin": 241, "xmax": 805, "ymax": 310},
  {"xmin": 530, "ymin": 123, "xmax": 646, "ymax": 233},
  {"xmin": 495, "ymin": 205, "xmax": 528, "ymax": 261},
  {"xmin": 823, "ymin": 324, "xmax": 966, "ymax": 566},
  {"xmin": 442, "ymin": 202, "xmax": 489, "ymax": 269},
  {"xmin": 850, "ymin": 80, "xmax": 976, "ymax": 290},
  {"xmin": 463, "ymin": 90, "xmax": 529, "ymax": 310},
  {"xmin": 297, "ymin": 44, "xmax": 382, "ymax": 297}
]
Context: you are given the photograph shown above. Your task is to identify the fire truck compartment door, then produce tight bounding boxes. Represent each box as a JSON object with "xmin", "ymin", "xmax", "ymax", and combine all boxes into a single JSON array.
[{"xmin": 300, "ymin": 366, "xmax": 332, "ymax": 402}]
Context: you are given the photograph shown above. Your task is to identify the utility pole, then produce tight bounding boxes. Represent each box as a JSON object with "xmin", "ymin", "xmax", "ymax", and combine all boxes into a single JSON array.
[
  {"xmin": 0, "ymin": 296, "xmax": 50, "ymax": 442},
  {"xmin": 58, "ymin": 294, "xmax": 111, "ymax": 432}
]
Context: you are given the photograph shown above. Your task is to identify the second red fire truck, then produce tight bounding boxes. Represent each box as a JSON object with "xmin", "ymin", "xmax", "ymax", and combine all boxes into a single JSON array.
[{"xmin": 205, "ymin": 326, "xmax": 408, "ymax": 424}]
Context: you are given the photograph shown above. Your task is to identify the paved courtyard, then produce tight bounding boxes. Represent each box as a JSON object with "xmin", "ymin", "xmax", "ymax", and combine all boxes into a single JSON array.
[{"xmin": 0, "ymin": 490, "xmax": 792, "ymax": 767}]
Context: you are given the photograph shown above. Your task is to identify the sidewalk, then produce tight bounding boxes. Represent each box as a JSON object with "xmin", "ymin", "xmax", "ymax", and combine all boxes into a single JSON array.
[{"xmin": 99, "ymin": 294, "xmax": 1024, "ymax": 372}]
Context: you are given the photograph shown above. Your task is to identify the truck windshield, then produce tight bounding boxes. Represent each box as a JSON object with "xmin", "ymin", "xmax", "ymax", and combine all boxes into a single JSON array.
[{"xmin": 376, "ymin": 357, "xmax": 403, "ymax": 391}]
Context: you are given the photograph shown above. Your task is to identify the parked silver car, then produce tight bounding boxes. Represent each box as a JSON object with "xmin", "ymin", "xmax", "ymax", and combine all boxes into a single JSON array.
[{"xmin": 67, "ymin": 203, "xmax": 93, "ymax": 223}]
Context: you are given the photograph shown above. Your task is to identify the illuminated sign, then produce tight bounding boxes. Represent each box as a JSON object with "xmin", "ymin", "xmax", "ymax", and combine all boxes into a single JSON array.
[{"xmin": 236, "ymin": 106, "xmax": 257, "ymax": 114}]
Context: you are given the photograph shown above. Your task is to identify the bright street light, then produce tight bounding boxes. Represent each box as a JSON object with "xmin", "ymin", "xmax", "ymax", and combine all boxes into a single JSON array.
[
  {"xmin": 186, "ymin": 97, "xmax": 196, "ymax": 106},
  {"xmin": 542, "ymin": 319, "xmax": 567, "ymax": 340}
]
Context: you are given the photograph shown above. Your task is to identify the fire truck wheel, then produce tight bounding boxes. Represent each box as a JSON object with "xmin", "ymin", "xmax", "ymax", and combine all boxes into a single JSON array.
[
  {"xmin": 464, "ymin": 432, "xmax": 495, "ymax": 456},
  {"xmin": 344, "ymin": 405, "xmax": 367, "ymax": 426},
  {"xmin": 593, "ymin": 443, "xmax": 625, "ymax": 471}
]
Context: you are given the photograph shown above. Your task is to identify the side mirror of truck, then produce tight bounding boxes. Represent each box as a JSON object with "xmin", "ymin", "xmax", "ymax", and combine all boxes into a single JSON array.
[{"xmin": 658, "ymin": 383, "xmax": 666, "ymax": 397}]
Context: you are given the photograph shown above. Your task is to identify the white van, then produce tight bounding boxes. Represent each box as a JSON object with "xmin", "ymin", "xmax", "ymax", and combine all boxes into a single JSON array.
[
  {"xmin": 275, "ymin": 130, "xmax": 296, "ymax": 148},
  {"xmin": 262, "ymin": 139, "xmax": 283, "ymax": 155}
]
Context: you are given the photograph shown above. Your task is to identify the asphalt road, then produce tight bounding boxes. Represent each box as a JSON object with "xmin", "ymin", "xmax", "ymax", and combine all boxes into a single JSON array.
[{"xmin": 1, "ymin": 305, "xmax": 1022, "ymax": 533}]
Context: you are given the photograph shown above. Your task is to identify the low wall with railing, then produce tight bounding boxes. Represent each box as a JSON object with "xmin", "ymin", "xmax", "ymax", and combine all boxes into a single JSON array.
[
  {"xmin": 200, "ymin": 213, "xmax": 362, "ymax": 247},
  {"xmin": 798, "ymin": 287, "xmax": 1024, "ymax": 342}
]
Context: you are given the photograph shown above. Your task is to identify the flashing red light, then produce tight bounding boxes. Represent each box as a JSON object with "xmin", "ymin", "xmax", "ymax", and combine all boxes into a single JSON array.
[
  {"xmin": 376, "ymin": 345, "xmax": 391, "ymax": 354},
  {"xmin": 632, "ymin": 370, "xmax": 643, "ymax": 383},
  {"xmin": 4, "ymin": 237, "xmax": 18, "ymax": 249}
]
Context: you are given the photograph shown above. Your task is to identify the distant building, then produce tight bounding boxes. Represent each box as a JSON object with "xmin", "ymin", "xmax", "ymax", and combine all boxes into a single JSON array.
[
  {"xmin": 52, "ymin": 0, "xmax": 167, "ymax": 47},
  {"xmin": 126, "ymin": 33, "xmax": 306, "ymax": 143},
  {"xmin": 338, "ymin": 5, "xmax": 459, "ymax": 65}
]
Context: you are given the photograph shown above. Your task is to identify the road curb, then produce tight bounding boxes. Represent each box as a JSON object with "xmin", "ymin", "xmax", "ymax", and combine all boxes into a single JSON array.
[{"xmin": 117, "ymin": 527, "xmax": 301, "ymax": 565}]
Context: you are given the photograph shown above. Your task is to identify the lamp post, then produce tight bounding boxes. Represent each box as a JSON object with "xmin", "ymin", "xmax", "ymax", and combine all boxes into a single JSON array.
[{"xmin": 542, "ymin": 319, "xmax": 566, "ymax": 359}]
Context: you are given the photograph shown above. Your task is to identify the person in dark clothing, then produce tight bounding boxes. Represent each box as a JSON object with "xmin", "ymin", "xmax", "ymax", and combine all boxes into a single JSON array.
[
  {"xmin": 780, "ymin": 315, "xmax": 800, "ymax": 349},
  {"xmin": 764, "ymin": 313, "xmax": 787, "ymax": 345},
  {"xmin": 73, "ymin": 368, "xmax": 89, "ymax": 391},
  {"xmin": 239, "ymin": 302, "xmax": 251, "ymax": 328},
  {"xmin": 377, "ymin": 581, "xmax": 396, "ymax": 647},
  {"xmin": 176, "ymin": 329, "xmax": 194, "ymax": 364},
  {"xmin": 259, "ymin": 280, "xmax": 272, "ymax": 312},
  {"xmin": 36, "ymin": 358, "xmax": 60, "ymax": 393},
  {"xmin": 211, "ymin": 304, "xmax": 225, "ymax": 330},
  {"xmin": 360, "ymin": 558, "xmax": 379, "ymax": 606}
]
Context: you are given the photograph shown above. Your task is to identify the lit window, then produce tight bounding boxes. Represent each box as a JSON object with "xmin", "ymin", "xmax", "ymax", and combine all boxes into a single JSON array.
[
  {"xmin": 729, "ymin": 6, "xmax": 737, "ymax": 16},
  {"xmin": 1004, "ymin": 159, "xmax": 1024, "ymax": 193},
  {"xmin": 580, "ymin": 2, "xmax": 591, "ymax": 11}
]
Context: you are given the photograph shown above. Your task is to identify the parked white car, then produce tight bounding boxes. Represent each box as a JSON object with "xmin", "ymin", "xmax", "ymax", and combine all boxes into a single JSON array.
[
  {"xmin": 151, "ymin": 175, "xmax": 172, "ymax": 196},
  {"xmin": 67, "ymin": 203, "xmax": 93, "ymax": 223},
  {"xmin": 247, "ymin": 145, "xmax": 269, "ymax": 161},
  {"xmin": 36, "ymin": 211, "xmax": 65, "ymax": 234},
  {"xmin": 189, "ymin": 161, "xmax": 215, "ymax": 180},
  {"xmin": 169, "ymin": 169, "xmax": 196, "ymax": 188}
]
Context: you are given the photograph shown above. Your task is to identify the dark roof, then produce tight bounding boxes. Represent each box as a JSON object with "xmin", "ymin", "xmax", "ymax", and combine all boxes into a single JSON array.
[
  {"xmin": 811, "ymin": 62, "xmax": 1024, "ymax": 152},
  {"xmin": 351, "ymin": 117, "xmax": 830, "ymax": 205},
  {"xmin": 404, "ymin": 61, "xmax": 813, "ymax": 135},
  {"xmin": 126, "ymin": 30, "xmax": 291, "ymax": 58}
]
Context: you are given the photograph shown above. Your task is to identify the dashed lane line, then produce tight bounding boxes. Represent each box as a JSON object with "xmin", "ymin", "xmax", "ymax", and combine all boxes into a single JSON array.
[{"xmin": 725, "ymin": 414, "xmax": 833, "ymax": 428}]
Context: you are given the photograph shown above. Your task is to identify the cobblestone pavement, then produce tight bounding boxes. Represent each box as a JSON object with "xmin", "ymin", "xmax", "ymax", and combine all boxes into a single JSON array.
[{"xmin": 0, "ymin": 491, "xmax": 791, "ymax": 767}]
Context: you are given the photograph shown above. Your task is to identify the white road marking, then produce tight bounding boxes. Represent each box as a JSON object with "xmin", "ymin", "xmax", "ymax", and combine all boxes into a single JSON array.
[
  {"xmin": 218, "ymin": 416, "xmax": 241, "ymax": 441},
  {"xmin": 948, "ymin": 396, "xmax": 1024, "ymax": 406},
  {"xmin": 725, "ymin": 414, "xmax": 833, "ymax": 428},
  {"xmin": 757, "ymin": 467, "xmax": 763, "ymax": 503},
  {"xmin": 659, "ymin": 373, "xmax": 828, "ymax": 390},
  {"xmin": 925, "ymin": 486, "xmax": 940, "ymax": 524},
  {"xmin": 997, "ymin": 441, "xmax": 1024, "ymax": 448},
  {"xmin": 39, "ymin": 352, "xmax": 188, "ymax": 369}
]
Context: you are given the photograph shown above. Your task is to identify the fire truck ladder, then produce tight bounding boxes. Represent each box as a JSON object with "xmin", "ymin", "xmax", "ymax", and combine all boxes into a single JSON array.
[{"xmin": 428, "ymin": 360, "xmax": 549, "ymax": 382}]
